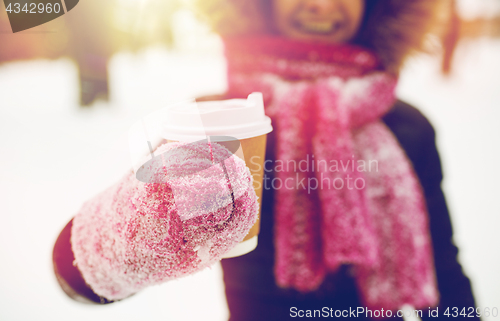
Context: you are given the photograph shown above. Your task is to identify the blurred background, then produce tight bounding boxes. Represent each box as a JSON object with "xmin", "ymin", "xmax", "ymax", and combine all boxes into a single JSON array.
[{"xmin": 0, "ymin": 0, "xmax": 499, "ymax": 320}]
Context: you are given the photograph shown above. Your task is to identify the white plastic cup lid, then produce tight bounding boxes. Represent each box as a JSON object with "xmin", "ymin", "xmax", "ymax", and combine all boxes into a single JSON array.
[{"xmin": 161, "ymin": 92, "xmax": 273, "ymax": 142}]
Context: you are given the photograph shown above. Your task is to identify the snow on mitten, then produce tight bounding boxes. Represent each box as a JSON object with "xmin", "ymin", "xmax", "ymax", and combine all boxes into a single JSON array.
[{"xmin": 71, "ymin": 141, "xmax": 258, "ymax": 300}]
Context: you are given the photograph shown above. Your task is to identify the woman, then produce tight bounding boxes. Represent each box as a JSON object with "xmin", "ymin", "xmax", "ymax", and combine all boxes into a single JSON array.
[{"xmin": 195, "ymin": 0, "xmax": 479, "ymax": 319}]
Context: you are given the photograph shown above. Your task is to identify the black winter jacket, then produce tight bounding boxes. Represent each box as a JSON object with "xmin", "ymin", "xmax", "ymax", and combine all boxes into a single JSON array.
[{"xmin": 221, "ymin": 100, "xmax": 479, "ymax": 321}]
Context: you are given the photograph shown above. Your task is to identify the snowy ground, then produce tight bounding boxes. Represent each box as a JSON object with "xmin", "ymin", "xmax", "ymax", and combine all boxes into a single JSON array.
[{"xmin": 0, "ymin": 38, "xmax": 499, "ymax": 320}]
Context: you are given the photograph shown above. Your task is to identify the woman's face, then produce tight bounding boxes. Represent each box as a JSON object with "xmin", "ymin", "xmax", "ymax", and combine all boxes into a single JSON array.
[{"xmin": 272, "ymin": 0, "xmax": 365, "ymax": 43}]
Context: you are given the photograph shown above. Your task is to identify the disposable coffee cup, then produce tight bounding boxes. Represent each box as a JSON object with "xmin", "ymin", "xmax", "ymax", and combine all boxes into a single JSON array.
[{"xmin": 161, "ymin": 92, "xmax": 272, "ymax": 258}]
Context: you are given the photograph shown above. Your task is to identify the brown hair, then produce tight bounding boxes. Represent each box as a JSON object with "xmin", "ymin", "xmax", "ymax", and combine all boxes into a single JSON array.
[{"xmin": 195, "ymin": 0, "xmax": 440, "ymax": 74}]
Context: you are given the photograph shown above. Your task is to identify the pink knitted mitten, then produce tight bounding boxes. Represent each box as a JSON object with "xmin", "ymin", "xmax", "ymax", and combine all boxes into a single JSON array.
[{"xmin": 71, "ymin": 141, "xmax": 258, "ymax": 300}]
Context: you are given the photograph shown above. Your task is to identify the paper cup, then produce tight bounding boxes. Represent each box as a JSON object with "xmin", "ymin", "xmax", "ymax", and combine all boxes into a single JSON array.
[{"xmin": 161, "ymin": 93, "xmax": 272, "ymax": 258}]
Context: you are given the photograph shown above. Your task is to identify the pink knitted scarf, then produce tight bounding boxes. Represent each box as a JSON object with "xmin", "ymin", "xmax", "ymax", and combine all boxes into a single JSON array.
[{"xmin": 225, "ymin": 36, "xmax": 438, "ymax": 310}]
